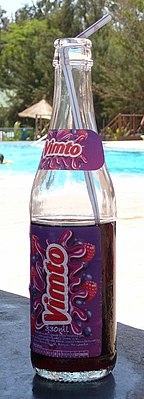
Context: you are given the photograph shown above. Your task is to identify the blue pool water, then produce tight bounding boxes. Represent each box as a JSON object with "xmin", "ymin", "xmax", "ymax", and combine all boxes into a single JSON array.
[{"xmin": 0, "ymin": 141, "xmax": 144, "ymax": 176}]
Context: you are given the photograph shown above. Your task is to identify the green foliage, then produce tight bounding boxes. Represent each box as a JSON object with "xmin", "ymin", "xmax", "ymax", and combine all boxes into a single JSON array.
[
  {"xmin": 0, "ymin": 0, "xmax": 144, "ymax": 132},
  {"xmin": 114, "ymin": 127, "xmax": 130, "ymax": 141},
  {"xmin": 0, "ymin": 18, "xmax": 62, "ymax": 125},
  {"xmin": 13, "ymin": 121, "xmax": 21, "ymax": 140},
  {"xmin": 105, "ymin": 125, "xmax": 130, "ymax": 141},
  {"xmin": 101, "ymin": 0, "xmax": 144, "ymax": 120}
]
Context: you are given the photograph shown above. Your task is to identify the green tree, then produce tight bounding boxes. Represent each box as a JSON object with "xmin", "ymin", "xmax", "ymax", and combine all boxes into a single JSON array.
[
  {"xmin": 0, "ymin": 7, "xmax": 9, "ymax": 29},
  {"xmin": 0, "ymin": 19, "xmax": 62, "ymax": 124},
  {"xmin": 59, "ymin": 0, "xmax": 76, "ymax": 36},
  {"xmin": 100, "ymin": 0, "xmax": 144, "ymax": 120}
]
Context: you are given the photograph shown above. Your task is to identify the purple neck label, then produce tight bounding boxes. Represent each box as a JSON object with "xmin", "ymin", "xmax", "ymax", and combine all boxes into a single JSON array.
[{"xmin": 39, "ymin": 129, "xmax": 104, "ymax": 171}]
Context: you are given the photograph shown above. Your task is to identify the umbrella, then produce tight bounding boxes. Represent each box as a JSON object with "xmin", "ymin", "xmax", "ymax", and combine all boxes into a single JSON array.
[{"xmin": 18, "ymin": 98, "xmax": 52, "ymax": 120}]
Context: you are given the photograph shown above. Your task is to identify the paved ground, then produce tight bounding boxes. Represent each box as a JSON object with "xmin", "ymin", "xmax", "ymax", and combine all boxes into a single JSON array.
[{"xmin": 0, "ymin": 290, "xmax": 144, "ymax": 399}]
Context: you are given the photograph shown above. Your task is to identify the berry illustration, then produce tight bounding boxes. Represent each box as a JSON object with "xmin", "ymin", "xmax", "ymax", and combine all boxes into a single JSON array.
[
  {"xmin": 82, "ymin": 243, "xmax": 95, "ymax": 262},
  {"xmin": 86, "ymin": 310, "xmax": 92, "ymax": 320},
  {"xmin": 83, "ymin": 326, "xmax": 92, "ymax": 336},
  {"xmin": 31, "ymin": 253, "xmax": 40, "ymax": 265},
  {"xmin": 82, "ymin": 273, "xmax": 93, "ymax": 282},
  {"xmin": 77, "ymin": 130, "xmax": 88, "ymax": 140},
  {"xmin": 82, "ymin": 281, "xmax": 97, "ymax": 301},
  {"xmin": 32, "ymin": 255, "xmax": 37, "ymax": 265},
  {"xmin": 74, "ymin": 298, "xmax": 84, "ymax": 306}
]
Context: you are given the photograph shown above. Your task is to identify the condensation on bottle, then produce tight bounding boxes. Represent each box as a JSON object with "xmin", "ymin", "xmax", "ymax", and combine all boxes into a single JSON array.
[{"xmin": 29, "ymin": 37, "xmax": 117, "ymax": 382}]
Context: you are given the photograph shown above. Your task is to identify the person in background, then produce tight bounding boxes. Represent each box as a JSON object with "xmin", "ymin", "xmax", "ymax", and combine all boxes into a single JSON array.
[
  {"xmin": 0, "ymin": 154, "xmax": 12, "ymax": 164},
  {"xmin": 0, "ymin": 154, "xmax": 4, "ymax": 164}
]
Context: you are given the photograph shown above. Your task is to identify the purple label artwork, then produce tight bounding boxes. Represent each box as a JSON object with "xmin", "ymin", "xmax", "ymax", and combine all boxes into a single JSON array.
[
  {"xmin": 38, "ymin": 129, "xmax": 104, "ymax": 171},
  {"xmin": 30, "ymin": 224, "xmax": 102, "ymax": 358}
]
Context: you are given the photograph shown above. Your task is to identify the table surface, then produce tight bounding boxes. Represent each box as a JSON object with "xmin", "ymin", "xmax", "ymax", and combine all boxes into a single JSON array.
[{"xmin": 0, "ymin": 290, "xmax": 144, "ymax": 399}]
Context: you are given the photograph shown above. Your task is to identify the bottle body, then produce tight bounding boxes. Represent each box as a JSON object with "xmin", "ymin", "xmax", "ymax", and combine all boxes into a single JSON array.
[
  {"xmin": 30, "ymin": 221, "xmax": 116, "ymax": 382},
  {"xmin": 30, "ymin": 38, "xmax": 116, "ymax": 382}
]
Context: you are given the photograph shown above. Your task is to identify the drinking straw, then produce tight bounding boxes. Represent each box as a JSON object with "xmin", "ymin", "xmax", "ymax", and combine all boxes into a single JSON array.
[
  {"xmin": 31, "ymin": 133, "xmax": 47, "ymax": 146},
  {"xmin": 61, "ymin": 14, "xmax": 112, "ymax": 223},
  {"xmin": 77, "ymin": 14, "xmax": 112, "ymax": 38},
  {"xmin": 61, "ymin": 46, "xmax": 100, "ymax": 223}
]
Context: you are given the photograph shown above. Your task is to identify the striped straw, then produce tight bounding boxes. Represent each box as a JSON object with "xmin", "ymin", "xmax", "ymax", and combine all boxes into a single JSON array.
[
  {"xmin": 62, "ymin": 46, "xmax": 100, "ymax": 223},
  {"xmin": 77, "ymin": 14, "xmax": 112, "ymax": 38},
  {"xmin": 61, "ymin": 14, "xmax": 112, "ymax": 223}
]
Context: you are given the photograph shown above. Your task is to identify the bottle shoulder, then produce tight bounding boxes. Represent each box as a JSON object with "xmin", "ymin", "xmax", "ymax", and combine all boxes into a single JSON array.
[{"xmin": 30, "ymin": 165, "xmax": 116, "ymax": 225}]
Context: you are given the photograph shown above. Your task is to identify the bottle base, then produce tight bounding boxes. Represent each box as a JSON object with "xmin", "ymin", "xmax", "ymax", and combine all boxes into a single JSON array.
[{"xmin": 35, "ymin": 366, "xmax": 113, "ymax": 382}]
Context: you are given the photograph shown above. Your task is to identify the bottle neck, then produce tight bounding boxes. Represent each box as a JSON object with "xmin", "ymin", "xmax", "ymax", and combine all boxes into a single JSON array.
[{"xmin": 49, "ymin": 63, "xmax": 97, "ymax": 131}]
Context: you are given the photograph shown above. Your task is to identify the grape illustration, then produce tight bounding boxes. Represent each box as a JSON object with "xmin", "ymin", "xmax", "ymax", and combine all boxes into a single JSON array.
[
  {"xmin": 86, "ymin": 310, "xmax": 92, "ymax": 320},
  {"xmin": 83, "ymin": 326, "xmax": 92, "ymax": 336},
  {"xmin": 32, "ymin": 255, "xmax": 37, "ymax": 265},
  {"xmin": 82, "ymin": 273, "xmax": 93, "ymax": 282},
  {"xmin": 74, "ymin": 298, "xmax": 84, "ymax": 306}
]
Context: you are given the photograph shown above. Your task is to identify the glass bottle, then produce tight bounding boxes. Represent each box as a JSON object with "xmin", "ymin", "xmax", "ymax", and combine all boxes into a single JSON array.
[{"xmin": 30, "ymin": 38, "xmax": 116, "ymax": 382}]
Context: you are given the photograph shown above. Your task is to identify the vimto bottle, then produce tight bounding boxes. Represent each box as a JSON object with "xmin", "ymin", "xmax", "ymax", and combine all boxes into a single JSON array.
[{"xmin": 30, "ymin": 38, "xmax": 116, "ymax": 382}]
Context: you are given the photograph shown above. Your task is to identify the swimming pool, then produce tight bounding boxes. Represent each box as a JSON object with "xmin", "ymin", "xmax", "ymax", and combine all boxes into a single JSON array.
[{"xmin": 0, "ymin": 141, "xmax": 144, "ymax": 176}]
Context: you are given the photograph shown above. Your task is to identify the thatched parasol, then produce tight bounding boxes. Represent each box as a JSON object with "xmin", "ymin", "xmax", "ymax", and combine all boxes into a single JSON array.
[
  {"xmin": 18, "ymin": 98, "xmax": 52, "ymax": 137},
  {"xmin": 18, "ymin": 98, "xmax": 52, "ymax": 120}
]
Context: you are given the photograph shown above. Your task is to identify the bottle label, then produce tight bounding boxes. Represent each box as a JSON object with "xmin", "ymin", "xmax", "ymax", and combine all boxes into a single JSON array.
[
  {"xmin": 38, "ymin": 129, "xmax": 104, "ymax": 171},
  {"xmin": 30, "ymin": 223, "xmax": 102, "ymax": 358}
]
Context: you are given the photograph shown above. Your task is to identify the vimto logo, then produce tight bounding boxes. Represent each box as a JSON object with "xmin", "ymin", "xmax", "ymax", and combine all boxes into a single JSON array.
[
  {"xmin": 43, "ymin": 138, "xmax": 82, "ymax": 158},
  {"xmin": 42, "ymin": 243, "xmax": 71, "ymax": 325}
]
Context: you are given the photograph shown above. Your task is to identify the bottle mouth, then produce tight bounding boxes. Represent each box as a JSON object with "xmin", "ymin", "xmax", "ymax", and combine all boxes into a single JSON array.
[{"xmin": 53, "ymin": 38, "xmax": 93, "ymax": 67}]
